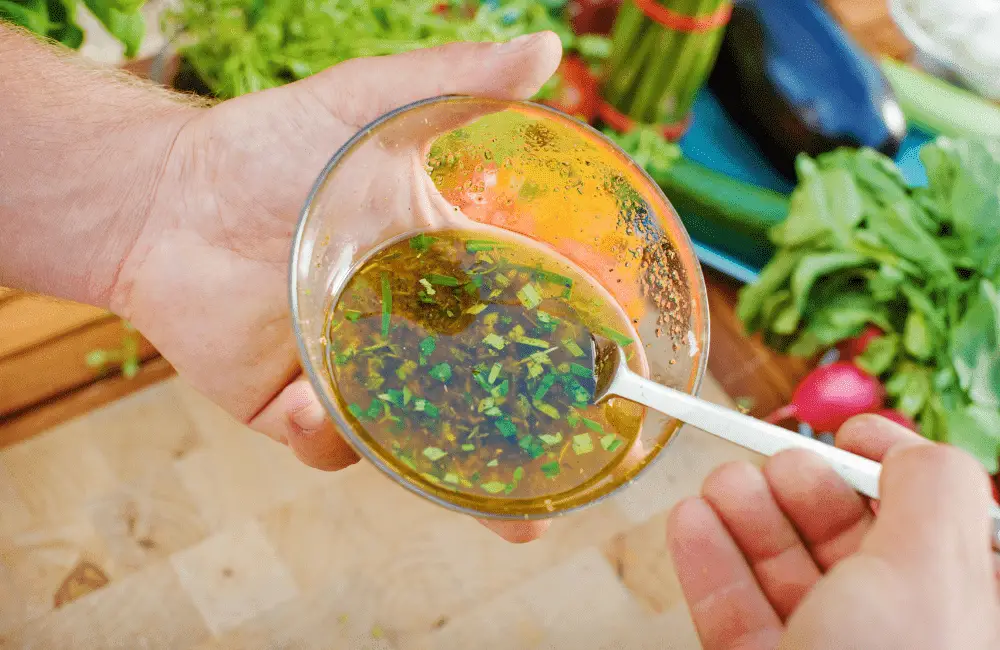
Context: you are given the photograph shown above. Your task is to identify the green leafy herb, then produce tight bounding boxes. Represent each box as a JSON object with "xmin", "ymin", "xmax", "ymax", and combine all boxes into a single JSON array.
[
  {"xmin": 419, "ymin": 336, "xmax": 436, "ymax": 357},
  {"xmin": 599, "ymin": 326, "xmax": 634, "ymax": 347},
  {"xmin": 466, "ymin": 239, "xmax": 503, "ymax": 252},
  {"xmin": 428, "ymin": 274, "xmax": 461, "ymax": 287},
  {"xmin": 541, "ymin": 461, "xmax": 561, "ymax": 478},
  {"xmin": 563, "ymin": 338, "xmax": 586, "ymax": 357},
  {"xmin": 410, "ymin": 233, "xmax": 437, "ymax": 252},
  {"xmin": 483, "ymin": 333, "xmax": 506, "ymax": 350},
  {"xmin": 516, "ymin": 282, "xmax": 543, "ymax": 310},
  {"xmin": 738, "ymin": 139, "xmax": 1000, "ymax": 468},
  {"xmin": 572, "ymin": 433, "xmax": 594, "ymax": 455},
  {"xmin": 422, "ymin": 447, "xmax": 448, "ymax": 461},
  {"xmin": 429, "ymin": 362, "xmax": 452, "ymax": 383},
  {"xmin": 380, "ymin": 273, "xmax": 392, "ymax": 336},
  {"xmin": 480, "ymin": 481, "xmax": 507, "ymax": 494}
]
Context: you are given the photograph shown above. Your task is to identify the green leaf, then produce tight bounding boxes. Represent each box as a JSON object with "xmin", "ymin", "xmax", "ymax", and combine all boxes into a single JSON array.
[
  {"xmin": 867, "ymin": 200, "xmax": 955, "ymax": 281},
  {"xmin": 538, "ymin": 433, "xmax": 563, "ymax": 446},
  {"xmin": 945, "ymin": 403, "xmax": 1000, "ymax": 474},
  {"xmin": 480, "ymin": 481, "xmax": 507, "ymax": 494},
  {"xmin": 482, "ymin": 333, "xmax": 506, "ymax": 350},
  {"xmin": 541, "ymin": 461, "xmax": 561, "ymax": 478},
  {"xmin": 516, "ymin": 283, "xmax": 543, "ymax": 310},
  {"xmin": 428, "ymin": 274, "xmax": 461, "ymax": 287},
  {"xmin": 419, "ymin": 336, "xmax": 436, "ymax": 357},
  {"xmin": 855, "ymin": 335, "xmax": 899, "ymax": 376},
  {"xmin": 787, "ymin": 252, "xmax": 869, "ymax": 324},
  {"xmin": 887, "ymin": 364, "xmax": 931, "ymax": 418},
  {"xmin": 599, "ymin": 326, "xmax": 634, "ymax": 347},
  {"xmin": 495, "ymin": 417, "xmax": 517, "ymax": 438},
  {"xmin": 380, "ymin": 273, "xmax": 391, "ymax": 336},
  {"xmin": 83, "ymin": 0, "xmax": 145, "ymax": 57},
  {"xmin": 422, "ymin": 447, "xmax": 448, "ymax": 462},
  {"xmin": 409, "ymin": 233, "xmax": 437, "ymax": 252},
  {"xmin": 903, "ymin": 312, "xmax": 932, "ymax": 360},
  {"xmin": 428, "ymin": 362, "xmax": 452, "ymax": 383},
  {"xmin": 0, "ymin": 0, "xmax": 52, "ymax": 33},
  {"xmin": 738, "ymin": 250, "xmax": 803, "ymax": 331},
  {"xmin": 572, "ymin": 433, "xmax": 594, "ymax": 455},
  {"xmin": 951, "ymin": 280, "xmax": 1000, "ymax": 408}
]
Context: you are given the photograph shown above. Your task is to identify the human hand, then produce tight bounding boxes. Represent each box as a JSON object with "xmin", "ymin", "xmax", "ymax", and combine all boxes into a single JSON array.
[
  {"xmin": 110, "ymin": 34, "xmax": 562, "ymax": 542},
  {"xmin": 668, "ymin": 414, "xmax": 1000, "ymax": 649}
]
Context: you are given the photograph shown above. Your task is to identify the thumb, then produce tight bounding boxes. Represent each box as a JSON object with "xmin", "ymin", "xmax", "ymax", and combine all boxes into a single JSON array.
[
  {"xmin": 303, "ymin": 32, "xmax": 563, "ymax": 128},
  {"xmin": 249, "ymin": 376, "xmax": 360, "ymax": 472}
]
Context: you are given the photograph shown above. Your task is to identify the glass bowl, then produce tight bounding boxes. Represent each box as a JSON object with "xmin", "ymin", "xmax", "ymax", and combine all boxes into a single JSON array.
[{"xmin": 290, "ymin": 96, "xmax": 708, "ymax": 520}]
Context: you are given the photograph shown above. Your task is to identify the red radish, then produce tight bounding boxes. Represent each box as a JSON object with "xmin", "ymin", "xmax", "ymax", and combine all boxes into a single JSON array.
[
  {"xmin": 872, "ymin": 408, "xmax": 918, "ymax": 432},
  {"xmin": 764, "ymin": 362, "xmax": 886, "ymax": 433},
  {"xmin": 568, "ymin": 0, "xmax": 622, "ymax": 35},
  {"xmin": 836, "ymin": 325, "xmax": 884, "ymax": 360},
  {"xmin": 993, "ymin": 476, "xmax": 1000, "ymax": 505},
  {"xmin": 540, "ymin": 56, "xmax": 600, "ymax": 123}
]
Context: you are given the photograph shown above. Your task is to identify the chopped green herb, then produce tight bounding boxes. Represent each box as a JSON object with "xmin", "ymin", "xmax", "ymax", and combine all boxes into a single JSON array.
[
  {"xmin": 465, "ymin": 303, "xmax": 487, "ymax": 315},
  {"xmin": 599, "ymin": 325, "xmax": 634, "ymax": 347},
  {"xmin": 344, "ymin": 309, "xmax": 362, "ymax": 322},
  {"xmin": 495, "ymin": 417, "xmax": 517, "ymax": 438},
  {"xmin": 569, "ymin": 363, "xmax": 592, "ymax": 378},
  {"xmin": 533, "ymin": 374, "xmax": 557, "ymax": 402},
  {"xmin": 396, "ymin": 359, "xmax": 417, "ymax": 380},
  {"xmin": 491, "ymin": 379, "xmax": 510, "ymax": 397},
  {"xmin": 534, "ymin": 401, "xmax": 560, "ymax": 419},
  {"xmin": 466, "ymin": 239, "xmax": 502, "ymax": 252},
  {"xmin": 512, "ymin": 466, "xmax": 525, "ymax": 482},
  {"xmin": 539, "ymin": 433, "xmax": 563, "ymax": 445},
  {"xmin": 410, "ymin": 233, "xmax": 437, "ymax": 252},
  {"xmin": 419, "ymin": 336, "xmax": 436, "ymax": 357},
  {"xmin": 419, "ymin": 278, "xmax": 437, "ymax": 295},
  {"xmin": 461, "ymin": 443, "xmax": 475, "ymax": 452},
  {"xmin": 380, "ymin": 273, "xmax": 392, "ymax": 336},
  {"xmin": 572, "ymin": 433, "xmax": 595, "ymax": 455},
  {"xmin": 428, "ymin": 274, "xmax": 461, "ymax": 286},
  {"xmin": 582, "ymin": 418, "xmax": 605, "ymax": 433},
  {"xmin": 429, "ymin": 362, "xmax": 452, "ymax": 383},
  {"xmin": 563, "ymin": 338, "xmax": 586, "ymax": 357},
  {"xmin": 481, "ymin": 481, "xmax": 506, "ymax": 494},
  {"xmin": 486, "ymin": 459, "xmax": 499, "ymax": 467},
  {"xmin": 488, "ymin": 362, "xmax": 502, "ymax": 384},
  {"xmin": 516, "ymin": 282, "xmax": 543, "ymax": 309},
  {"xmin": 600, "ymin": 434, "xmax": 619, "ymax": 451},
  {"xmin": 444, "ymin": 473, "xmax": 460, "ymax": 484},
  {"xmin": 365, "ymin": 399, "xmax": 381, "ymax": 419},
  {"xmin": 347, "ymin": 403, "xmax": 366, "ymax": 420},
  {"xmin": 483, "ymin": 333, "xmax": 506, "ymax": 350},
  {"xmin": 494, "ymin": 273, "xmax": 511, "ymax": 289},
  {"xmin": 567, "ymin": 410, "xmax": 582, "ymax": 428},
  {"xmin": 423, "ymin": 446, "xmax": 448, "ymax": 461},
  {"xmin": 541, "ymin": 462, "xmax": 561, "ymax": 478},
  {"xmin": 514, "ymin": 335, "xmax": 549, "ymax": 348}
]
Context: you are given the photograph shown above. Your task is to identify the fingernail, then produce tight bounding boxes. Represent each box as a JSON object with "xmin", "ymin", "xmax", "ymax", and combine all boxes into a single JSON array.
[
  {"xmin": 289, "ymin": 401, "xmax": 327, "ymax": 435},
  {"xmin": 499, "ymin": 32, "xmax": 542, "ymax": 53}
]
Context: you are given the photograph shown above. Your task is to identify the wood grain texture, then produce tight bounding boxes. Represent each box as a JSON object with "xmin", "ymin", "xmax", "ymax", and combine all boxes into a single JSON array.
[
  {"xmin": 0, "ymin": 295, "xmax": 106, "ymax": 359},
  {"xmin": 0, "ymin": 376, "xmax": 756, "ymax": 649}
]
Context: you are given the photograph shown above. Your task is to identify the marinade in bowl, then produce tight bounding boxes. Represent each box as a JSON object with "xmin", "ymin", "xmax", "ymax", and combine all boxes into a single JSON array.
[{"xmin": 290, "ymin": 96, "xmax": 708, "ymax": 519}]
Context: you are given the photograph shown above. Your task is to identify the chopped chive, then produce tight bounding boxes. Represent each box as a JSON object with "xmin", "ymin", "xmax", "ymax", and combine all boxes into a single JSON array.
[
  {"xmin": 541, "ymin": 461, "xmax": 560, "ymax": 478},
  {"xmin": 515, "ymin": 265, "xmax": 574, "ymax": 290},
  {"xmin": 461, "ymin": 443, "xmax": 475, "ymax": 452},
  {"xmin": 465, "ymin": 303, "xmax": 487, "ymax": 315},
  {"xmin": 582, "ymin": 418, "xmax": 605, "ymax": 433},
  {"xmin": 443, "ymin": 473, "xmax": 460, "ymax": 484},
  {"xmin": 495, "ymin": 417, "xmax": 517, "ymax": 438},
  {"xmin": 569, "ymin": 363, "xmax": 592, "ymax": 378},
  {"xmin": 491, "ymin": 379, "xmax": 509, "ymax": 397},
  {"xmin": 423, "ymin": 447, "xmax": 448, "ymax": 461},
  {"xmin": 539, "ymin": 433, "xmax": 563, "ymax": 445},
  {"xmin": 380, "ymin": 273, "xmax": 391, "ymax": 336},
  {"xmin": 567, "ymin": 410, "xmax": 582, "ymax": 428},
  {"xmin": 378, "ymin": 389, "xmax": 405, "ymax": 407},
  {"xmin": 419, "ymin": 336, "xmax": 436, "ymax": 357},
  {"xmin": 409, "ymin": 233, "xmax": 437, "ymax": 252},
  {"xmin": 533, "ymin": 401, "xmax": 560, "ymax": 419},
  {"xmin": 482, "ymin": 333, "xmax": 506, "ymax": 350},
  {"xmin": 599, "ymin": 325, "xmax": 634, "ymax": 347},
  {"xmin": 344, "ymin": 309, "xmax": 361, "ymax": 322},
  {"xmin": 418, "ymin": 278, "xmax": 436, "ymax": 295},
  {"xmin": 477, "ymin": 397, "xmax": 495, "ymax": 413},
  {"xmin": 488, "ymin": 362, "xmax": 502, "ymax": 384},
  {"xmin": 533, "ymin": 374, "xmax": 557, "ymax": 401},
  {"xmin": 428, "ymin": 274, "xmax": 461, "ymax": 286},
  {"xmin": 396, "ymin": 359, "xmax": 417, "ymax": 380},
  {"xmin": 600, "ymin": 434, "xmax": 619, "ymax": 451},
  {"xmin": 429, "ymin": 362, "xmax": 452, "ymax": 383},
  {"xmin": 516, "ymin": 282, "xmax": 543, "ymax": 309},
  {"xmin": 486, "ymin": 459, "xmax": 499, "ymax": 467},
  {"xmin": 494, "ymin": 273, "xmax": 511, "ymax": 289},
  {"xmin": 466, "ymin": 239, "xmax": 502, "ymax": 252},
  {"xmin": 607, "ymin": 438, "xmax": 623, "ymax": 452},
  {"xmin": 563, "ymin": 338, "xmax": 586, "ymax": 357},
  {"xmin": 347, "ymin": 403, "xmax": 365, "ymax": 420},
  {"xmin": 481, "ymin": 481, "xmax": 506, "ymax": 494},
  {"xmin": 514, "ymin": 336, "xmax": 549, "ymax": 349},
  {"xmin": 473, "ymin": 371, "xmax": 492, "ymax": 392},
  {"xmin": 572, "ymin": 433, "xmax": 594, "ymax": 455},
  {"xmin": 402, "ymin": 386, "xmax": 412, "ymax": 405}
]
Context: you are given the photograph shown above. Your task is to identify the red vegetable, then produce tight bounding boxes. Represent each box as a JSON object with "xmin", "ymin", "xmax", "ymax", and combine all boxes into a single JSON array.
[
  {"xmin": 568, "ymin": 0, "xmax": 622, "ymax": 35},
  {"xmin": 872, "ymin": 408, "xmax": 918, "ymax": 432},
  {"xmin": 764, "ymin": 362, "xmax": 886, "ymax": 433},
  {"xmin": 836, "ymin": 325, "xmax": 884, "ymax": 360},
  {"xmin": 541, "ymin": 56, "xmax": 599, "ymax": 124},
  {"xmin": 993, "ymin": 477, "xmax": 1000, "ymax": 505}
]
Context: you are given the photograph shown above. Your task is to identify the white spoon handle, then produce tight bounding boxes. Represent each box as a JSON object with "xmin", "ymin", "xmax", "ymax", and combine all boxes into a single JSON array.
[{"xmin": 609, "ymin": 370, "xmax": 1000, "ymax": 550}]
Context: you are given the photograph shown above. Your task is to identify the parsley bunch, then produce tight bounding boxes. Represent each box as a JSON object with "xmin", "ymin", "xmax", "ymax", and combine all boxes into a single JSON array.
[
  {"xmin": 1, "ymin": 0, "xmax": 147, "ymax": 56},
  {"xmin": 165, "ymin": 0, "xmax": 579, "ymax": 99},
  {"xmin": 739, "ymin": 138, "xmax": 1000, "ymax": 471}
]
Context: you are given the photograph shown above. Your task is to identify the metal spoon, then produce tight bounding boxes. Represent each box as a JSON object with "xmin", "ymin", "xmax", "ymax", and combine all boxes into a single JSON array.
[{"xmin": 591, "ymin": 335, "xmax": 1000, "ymax": 550}]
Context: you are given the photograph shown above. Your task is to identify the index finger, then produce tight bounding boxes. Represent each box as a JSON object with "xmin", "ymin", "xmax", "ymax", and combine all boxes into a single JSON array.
[{"xmin": 835, "ymin": 413, "xmax": 930, "ymax": 461}]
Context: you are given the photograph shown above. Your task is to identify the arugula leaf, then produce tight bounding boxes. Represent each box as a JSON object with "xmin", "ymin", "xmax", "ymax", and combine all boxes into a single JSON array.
[
  {"xmin": 855, "ymin": 335, "xmax": 899, "ymax": 376},
  {"xmin": 951, "ymin": 280, "xmax": 1000, "ymax": 409},
  {"xmin": 83, "ymin": 0, "xmax": 145, "ymax": 57},
  {"xmin": 945, "ymin": 403, "xmax": 1000, "ymax": 473}
]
